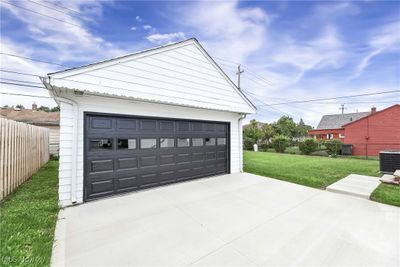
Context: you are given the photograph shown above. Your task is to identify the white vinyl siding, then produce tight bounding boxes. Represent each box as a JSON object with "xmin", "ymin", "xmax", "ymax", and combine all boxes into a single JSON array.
[
  {"xmin": 49, "ymin": 41, "xmax": 254, "ymax": 114},
  {"xmin": 57, "ymin": 93, "xmax": 242, "ymax": 207}
]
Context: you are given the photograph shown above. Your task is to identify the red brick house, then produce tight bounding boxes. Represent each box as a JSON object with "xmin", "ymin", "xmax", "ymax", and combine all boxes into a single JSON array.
[
  {"xmin": 309, "ymin": 105, "xmax": 400, "ymax": 156},
  {"xmin": 341, "ymin": 104, "xmax": 400, "ymax": 156},
  {"xmin": 308, "ymin": 111, "xmax": 370, "ymax": 141}
]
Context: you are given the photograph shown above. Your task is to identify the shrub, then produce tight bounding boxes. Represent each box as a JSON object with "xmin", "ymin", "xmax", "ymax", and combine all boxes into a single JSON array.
[
  {"xmin": 243, "ymin": 137, "xmax": 255, "ymax": 150},
  {"xmin": 259, "ymin": 143, "xmax": 269, "ymax": 152},
  {"xmin": 271, "ymin": 135, "xmax": 290, "ymax": 153},
  {"xmin": 325, "ymin": 139, "xmax": 342, "ymax": 156},
  {"xmin": 299, "ymin": 138, "xmax": 318, "ymax": 155}
]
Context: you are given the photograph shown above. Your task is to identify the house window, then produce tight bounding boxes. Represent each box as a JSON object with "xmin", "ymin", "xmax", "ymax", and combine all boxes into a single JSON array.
[
  {"xmin": 326, "ymin": 134, "xmax": 334, "ymax": 139},
  {"xmin": 192, "ymin": 138, "xmax": 204, "ymax": 146},
  {"xmin": 141, "ymin": 138, "xmax": 157, "ymax": 149},
  {"xmin": 177, "ymin": 138, "xmax": 190, "ymax": 147},
  {"xmin": 90, "ymin": 138, "xmax": 113, "ymax": 150},
  {"xmin": 217, "ymin": 138, "xmax": 226, "ymax": 145},
  {"xmin": 118, "ymin": 138, "xmax": 136, "ymax": 149},
  {"xmin": 205, "ymin": 138, "xmax": 216, "ymax": 146},
  {"xmin": 339, "ymin": 134, "xmax": 345, "ymax": 138},
  {"xmin": 160, "ymin": 138, "xmax": 175, "ymax": 148}
]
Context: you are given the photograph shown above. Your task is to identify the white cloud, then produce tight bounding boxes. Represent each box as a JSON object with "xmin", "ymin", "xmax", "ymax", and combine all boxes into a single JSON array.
[
  {"xmin": 177, "ymin": 1, "xmax": 270, "ymax": 63},
  {"xmin": 273, "ymin": 26, "xmax": 344, "ymax": 73},
  {"xmin": 143, "ymin": 25, "xmax": 152, "ymax": 30},
  {"xmin": 130, "ymin": 26, "xmax": 137, "ymax": 30},
  {"xmin": 136, "ymin": 15, "xmax": 142, "ymax": 22},
  {"xmin": 351, "ymin": 21, "xmax": 400, "ymax": 79},
  {"xmin": 0, "ymin": 1, "xmax": 127, "ymax": 63},
  {"xmin": 146, "ymin": 32, "xmax": 186, "ymax": 45}
]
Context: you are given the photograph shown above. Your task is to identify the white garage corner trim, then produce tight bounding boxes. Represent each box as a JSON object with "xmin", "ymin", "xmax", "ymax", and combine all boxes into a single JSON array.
[{"xmin": 41, "ymin": 38, "xmax": 256, "ymax": 207}]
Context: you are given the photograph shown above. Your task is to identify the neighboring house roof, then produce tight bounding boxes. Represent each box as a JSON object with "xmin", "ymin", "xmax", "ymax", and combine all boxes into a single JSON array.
[
  {"xmin": 42, "ymin": 38, "xmax": 256, "ymax": 114},
  {"xmin": 315, "ymin": 112, "xmax": 370, "ymax": 130},
  {"xmin": 342, "ymin": 104, "xmax": 400, "ymax": 127},
  {"xmin": 0, "ymin": 108, "xmax": 60, "ymax": 126}
]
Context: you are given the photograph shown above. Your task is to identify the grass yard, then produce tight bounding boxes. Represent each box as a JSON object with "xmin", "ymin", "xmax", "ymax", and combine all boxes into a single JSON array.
[
  {"xmin": 244, "ymin": 151, "xmax": 379, "ymax": 189},
  {"xmin": 0, "ymin": 160, "xmax": 59, "ymax": 267},
  {"xmin": 371, "ymin": 184, "xmax": 400, "ymax": 207}
]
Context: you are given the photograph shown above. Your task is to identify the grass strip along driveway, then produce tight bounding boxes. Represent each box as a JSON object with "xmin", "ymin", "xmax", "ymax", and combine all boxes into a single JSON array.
[
  {"xmin": 0, "ymin": 160, "xmax": 59, "ymax": 267},
  {"xmin": 244, "ymin": 151, "xmax": 399, "ymax": 207}
]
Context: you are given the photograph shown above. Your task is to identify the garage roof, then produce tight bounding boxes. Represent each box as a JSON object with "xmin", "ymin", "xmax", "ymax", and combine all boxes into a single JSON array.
[{"xmin": 43, "ymin": 38, "xmax": 256, "ymax": 114}]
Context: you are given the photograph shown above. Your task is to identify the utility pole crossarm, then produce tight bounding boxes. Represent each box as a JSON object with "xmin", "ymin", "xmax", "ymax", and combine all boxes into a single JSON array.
[{"xmin": 236, "ymin": 64, "xmax": 244, "ymax": 90}]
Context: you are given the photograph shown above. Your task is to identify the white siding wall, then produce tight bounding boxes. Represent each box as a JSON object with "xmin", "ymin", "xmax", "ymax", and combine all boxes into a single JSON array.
[
  {"xmin": 50, "ymin": 41, "xmax": 254, "ymax": 114},
  {"xmin": 57, "ymin": 93, "xmax": 243, "ymax": 207}
]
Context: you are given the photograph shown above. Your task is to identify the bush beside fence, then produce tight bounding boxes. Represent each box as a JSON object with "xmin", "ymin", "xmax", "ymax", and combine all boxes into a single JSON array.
[{"xmin": 0, "ymin": 118, "xmax": 50, "ymax": 201}]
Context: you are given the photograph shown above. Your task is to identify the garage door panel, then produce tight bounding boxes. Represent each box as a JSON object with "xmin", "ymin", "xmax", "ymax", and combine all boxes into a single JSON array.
[
  {"xmin": 117, "ymin": 118, "xmax": 137, "ymax": 130},
  {"xmin": 139, "ymin": 156, "xmax": 158, "ymax": 167},
  {"xmin": 176, "ymin": 168, "xmax": 191, "ymax": 181},
  {"xmin": 91, "ymin": 117, "xmax": 113, "ymax": 130},
  {"xmin": 159, "ymin": 121, "xmax": 175, "ymax": 131},
  {"xmin": 117, "ymin": 157, "xmax": 138, "ymax": 170},
  {"xmin": 192, "ymin": 152, "xmax": 204, "ymax": 162},
  {"xmin": 89, "ymin": 159, "xmax": 114, "ymax": 173},
  {"xmin": 91, "ymin": 179, "xmax": 114, "ymax": 194},
  {"xmin": 177, "ymin": 153, "xmax": 191, "ymax": 163},
  {"xmin": 85, "ymin": 114, "xmax": 229, "ymax": 201},
  {"xmin": 139, "ymin": 120, "xmax": 157, "ymax": 131},
  {"xmin": 159, "ymin": 171, "xmax": 176, "ymax": 184},
  {"xmin": 139, "ymin": 173, "xmax": 159, "ymax": 187},
  {"xmin": 159, "ymin": 154, "xmax": 175, "ymax": 165},
  {"xmin": 116, "ymin": 176, "xmax": 138, "ymax": 191},
  {"xmin": 205, "ymin": 151, "xmax": 216, "ymax": 160}
]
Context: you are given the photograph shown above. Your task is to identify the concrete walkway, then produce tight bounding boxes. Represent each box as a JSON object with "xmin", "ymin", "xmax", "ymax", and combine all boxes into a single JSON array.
[
  {"xmin": 52, "ymin": 173, "xmax": 399, "ymax": 266},
  {"xmin": 326, "ymin": 174, "xmax": 381, "ymax": 199}
]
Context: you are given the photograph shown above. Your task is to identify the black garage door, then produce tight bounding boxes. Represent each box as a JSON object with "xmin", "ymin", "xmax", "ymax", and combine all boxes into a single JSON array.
[{"xmin": 84, "ymin": 113, "xmax": 229, "ymax": 201}]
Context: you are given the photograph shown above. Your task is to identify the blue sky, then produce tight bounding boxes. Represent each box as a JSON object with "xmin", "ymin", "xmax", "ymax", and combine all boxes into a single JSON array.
[{"xmin": 1, "ymin": 0, "xmax": 399, "ymax": 126}]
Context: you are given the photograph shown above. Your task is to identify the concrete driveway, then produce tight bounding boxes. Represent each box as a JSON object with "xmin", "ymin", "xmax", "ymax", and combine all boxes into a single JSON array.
[{"xmin": 52, "ymin": 173, "xmax": 399, "ymax": 266}]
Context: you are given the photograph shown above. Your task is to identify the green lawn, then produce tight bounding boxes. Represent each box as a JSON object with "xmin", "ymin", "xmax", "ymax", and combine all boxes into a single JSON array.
[
  {"xmin": 244, "ymin": 151, "xmax": 379, "ymax": 189},
  {"xmin": 371, "ymin": 184, "xmax": 400, "ymax": 207},
  {"xmin": 0, "ymin": 160, "xmax": 59, "ymax": 267}
]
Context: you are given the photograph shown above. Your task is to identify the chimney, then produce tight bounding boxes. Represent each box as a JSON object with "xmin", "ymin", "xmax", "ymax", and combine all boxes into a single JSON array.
[
  {"xmin": 371, "ymin": 106, "xmax": 377, "ymax": 114},
  {"xmin": 32, "ymin": 102, "xmax": 37, "ymax": 111}
]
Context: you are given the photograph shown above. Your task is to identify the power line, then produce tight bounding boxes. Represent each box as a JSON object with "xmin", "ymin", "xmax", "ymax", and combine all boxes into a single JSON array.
[
  {"xmin": 0, "ymin": 92, "xmax": 51, "ymax": 99},
  {"xmin": 42, "ymin": 0, "xmax": 85, "ymax": 17},
  {"xmin": 0, "ymin": 52, "xmax": 67, "ymax": 67},
  {"xmin": 0, "ymin": 81, "xmax": 44, "ymax": 88},
  {"xmin": 0, "ymin": 78, "xmax": 42, "ymax": 85},
  {"xmin": 0, "ymin": 69, "xmax": 40, "ymax": 77},
  {"xmin": 2, "ymin": 1, "xmax": 82, "ymax": 28},
  {"xmin": 28, "ymin": 0, "xmax": 92, "ymax": 22},
  {"xmin": 244, "ymin": 90, "xmax": 295, "ymax": 118},
  {"xmin": 263, "ymin": 90, "xmax": 400, "ymax": 106}
]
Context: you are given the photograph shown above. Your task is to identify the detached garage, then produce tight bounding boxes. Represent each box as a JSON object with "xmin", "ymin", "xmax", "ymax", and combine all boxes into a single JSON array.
[{"xmin": 41, "ymin": 38, "xmax": 256, "ymax": 207}]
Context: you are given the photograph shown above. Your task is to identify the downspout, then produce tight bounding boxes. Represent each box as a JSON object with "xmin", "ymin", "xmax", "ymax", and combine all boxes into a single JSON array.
[
  {"xmin": 238, "ymin": 114, "xmax": 246, "ymax": 172},
  {"xmin": 41, "ymin": 77, "xmax": 79, "ymax": 204}
]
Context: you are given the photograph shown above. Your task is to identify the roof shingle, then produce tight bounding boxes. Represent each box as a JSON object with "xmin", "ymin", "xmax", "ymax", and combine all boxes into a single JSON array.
[{"xmin": 316, "ymin": 112, "xmax": 370, "ymax": 130}]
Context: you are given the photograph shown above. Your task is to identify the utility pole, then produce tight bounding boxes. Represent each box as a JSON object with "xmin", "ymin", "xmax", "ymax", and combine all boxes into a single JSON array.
[
  {"xmin": 236, "ymin": 64, "xmax": 244, "ymax": 90},
  {"xmin": 339, "ymin": 104, "xmax": 347, "ymax": 114}
]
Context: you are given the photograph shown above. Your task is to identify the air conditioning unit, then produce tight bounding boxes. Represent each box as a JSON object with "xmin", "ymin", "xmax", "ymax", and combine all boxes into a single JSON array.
[{"xmin": 379, "ymin": 150, "xmax": 400, "ymax": 174}]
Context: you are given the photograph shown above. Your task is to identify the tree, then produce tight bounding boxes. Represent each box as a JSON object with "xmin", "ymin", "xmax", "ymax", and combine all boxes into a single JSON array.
[
  {"xmin": 15, "ymin": 104, "xmax": 24, "ymax": 109},
  {"xmin": 273, "ymin": 116, "xmax": 297, "ymax": 138},
  {"xmin": 260, "ymin": 123, "xmax": 275, "ymax": 144},
  {"xmin": 243, "ymin": 119, "xmax": 262, "ymax": 145},
  {"xmin": 299, "ymin": 138, "xmax": 318, "ymax": 155},
  {"xmin": 38, "ymin": 106, "xmax": 50, "ymax": 112},
  {"xmin": 50, "ymin": 106, "xmax": 60, "ymax": 112},
  {"xmin": 271, "ymin": 135, "xmax": 290, "ymax": 153}
]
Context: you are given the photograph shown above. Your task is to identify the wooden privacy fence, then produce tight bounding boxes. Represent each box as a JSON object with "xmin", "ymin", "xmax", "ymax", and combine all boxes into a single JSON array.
[{"xmin": 0, "ymin": 118, "xmax": 50, "ymax": 201}]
